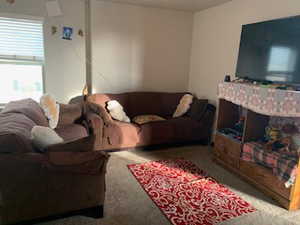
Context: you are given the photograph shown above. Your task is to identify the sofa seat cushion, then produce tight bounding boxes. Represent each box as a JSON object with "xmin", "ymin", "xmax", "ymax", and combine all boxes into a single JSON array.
[
  {"xmin": 55, "ymin": 124, "xmax": 88, "ymax": 142},
  {"xmin": 138, "ymin": 117, "xmax": 201, "ymax": 145},
  {"xmin": 165, "ymin": 117, "xmax": 202, "ymax": 141},
  {"xmin": 105, "ymin": 121, "xmax": 140, "ymax": 147},
  {"xmin": 139, "ymin": 120, "xmax": 175, "ymax": 145}
]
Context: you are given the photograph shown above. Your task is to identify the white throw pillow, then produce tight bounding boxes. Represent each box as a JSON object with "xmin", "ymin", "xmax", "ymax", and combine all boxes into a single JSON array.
[
  {"xmin": 31, "ymin": 126, "xmax": 64, "ymax": 150},
  {"xmin": 173, "ymin": 94, "xmax": 194, "ymax": 118},
  {"xmin": 40, "ymin": 94, "xmax": 60, "ymax": 129},
  {"xmin": 106, "ymin": 100, "xmax": 130, "ymax": 123}
]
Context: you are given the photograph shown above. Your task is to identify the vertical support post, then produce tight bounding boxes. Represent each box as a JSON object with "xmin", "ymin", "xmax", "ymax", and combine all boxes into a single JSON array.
[{"xmin": 85, "ymin": 0, "xmax": 92, "ymax": 94}]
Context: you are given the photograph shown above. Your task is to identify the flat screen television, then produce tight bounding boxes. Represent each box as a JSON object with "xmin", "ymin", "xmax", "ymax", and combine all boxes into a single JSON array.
[{"xmin": 236, "ymin": 15, "xmax": 300, "ymax": 84}]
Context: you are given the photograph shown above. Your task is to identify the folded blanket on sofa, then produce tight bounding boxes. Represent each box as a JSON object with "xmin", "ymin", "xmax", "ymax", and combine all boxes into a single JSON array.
[{"xmin": 242, "ymin": 142, "xmax": 298, "ymax": 187}]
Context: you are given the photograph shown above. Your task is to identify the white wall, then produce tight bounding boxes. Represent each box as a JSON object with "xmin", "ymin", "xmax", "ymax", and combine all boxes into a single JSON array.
[
  {"xmin": 0, "ymin": 0, "xmax": 86, "ymax": 103},
  {"xmin": 91, "ymin": 0, "xmax": 193, "ymax": 93},
  {"xmin": 189, "ymin": 0, "xmax": 300, "ymax": 105}
]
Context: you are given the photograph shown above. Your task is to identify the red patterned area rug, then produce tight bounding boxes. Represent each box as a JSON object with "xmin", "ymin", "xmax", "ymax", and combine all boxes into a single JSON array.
[{"xmin": 128, "ymin": 159, "xmax": 256, "ymax": 225}]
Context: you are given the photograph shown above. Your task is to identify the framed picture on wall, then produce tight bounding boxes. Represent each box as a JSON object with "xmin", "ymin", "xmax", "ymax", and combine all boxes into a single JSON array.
[{"xmin": 62, "ymin": 27, "xmax": 73, "ymax": 40}]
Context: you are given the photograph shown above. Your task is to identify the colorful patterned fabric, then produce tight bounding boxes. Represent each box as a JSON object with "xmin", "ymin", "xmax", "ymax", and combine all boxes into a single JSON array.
[
  {"xmin": 218, "ymin": 82, "xmax": 300, "ymax": 117},
  {"xmin": 128, "ymin": 159, "xmax": 256, "ymax": 225},
  {"xmin": 242, "ymin": 142, "xmax": 298, "ymax": 186}
]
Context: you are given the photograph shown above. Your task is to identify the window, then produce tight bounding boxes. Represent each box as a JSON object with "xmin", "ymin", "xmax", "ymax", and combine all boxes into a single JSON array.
[{"xmin": 0, "ymin": 16, "xmax": 44, "ymax": 104}]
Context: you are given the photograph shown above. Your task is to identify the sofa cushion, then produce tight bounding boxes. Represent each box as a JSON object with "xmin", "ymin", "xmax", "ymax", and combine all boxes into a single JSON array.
[
  {"xmin": 105, "ymin": 121, "xmax": 140, "ymax": 147},
  {"xmin": 55, "ymin": 124, "xmax": 88, "ymax": 142},
  {"xmin": 127, "ymin": 93, "xmax": 163, "ymax": 118},
  {"xmin": 2, "ymin": 98, "xmax": 48, "ymax": 127},
  {"xmin": 126, "ymin": 92, "xmax": 187, "ymax": 118},
  {"xmin": 138, "ymin": 117, "xmax": 201, "ymax": 145},
  {"xmin": 40, "ymin": 94, "xmax": 60, "ymax": 129},
  {"xmin": 160, "ymin": 93, "xmax": 190, "ymax": 117},
  {"xmin": 139, "ymin": 120, "xmax": 174, "ymax": 145},
  {"xmin": 173, "ymin": 94, "xmax": 194, "ymax": 118},
  {"xmin": 31, "ymin": 126, "xmax": 64, "ymax": 151},
  {"xmin": 88, "ymin": 94, "xmax": 129, "ymax": 111},
  {"xmin": 106, "ymin": 100, "xmax": 130, "ymax": 123},
  {"xmin": 45, "ymin": 135, "xmax": 95, "ymax": 153},
  {"xmin": 186, "ymin": 99, "xmax": 208, "ymax": 121},
  {"xmin": 57, "ymin": 103, "xmax": 82, "ymax": 127},
  {"xmin": 166, "ymin": 117, "xmax": 202, "ymax": 141},
  {"xmin": 133, "ymin": 115, "xmax": 166, "ymax": 125},
  {"xmin": 0, "ymin": 113, "xmax": 36, "ymax": 153}
]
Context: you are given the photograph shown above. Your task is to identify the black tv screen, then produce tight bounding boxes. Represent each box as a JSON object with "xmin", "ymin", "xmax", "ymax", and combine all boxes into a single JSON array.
[{"xmin": 236, "ymin": 16, "xmax": 300, "ymax": 84}]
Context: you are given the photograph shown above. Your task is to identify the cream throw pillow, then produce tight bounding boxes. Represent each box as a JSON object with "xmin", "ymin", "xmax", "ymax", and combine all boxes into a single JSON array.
[
  {"xmin": 31, "ymin": 126, "xmax": 64, "ymax": 150},
  {"xmin": 133, "ymin": 115, "xmax": 166, "ymax": 125},
  {"xmin": 40, "ymin": 94, "xmax": 60, "ymax": 129},
  {"xmin": 106, "ymin": 100, "xmax": 130, "ymax": 123},
  {"xmin": 173, "ymin": 94, "xmax": 194, "ymax": 118}
]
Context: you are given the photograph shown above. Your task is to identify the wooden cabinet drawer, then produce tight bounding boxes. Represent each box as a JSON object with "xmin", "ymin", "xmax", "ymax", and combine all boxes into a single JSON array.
[
  {"xmin": 214, "ymin": 133, "xmax": 241, "ymax": 168},
  {"xmin": 240, "ymin": 160, "xmax": 291, "ymax": 200}
]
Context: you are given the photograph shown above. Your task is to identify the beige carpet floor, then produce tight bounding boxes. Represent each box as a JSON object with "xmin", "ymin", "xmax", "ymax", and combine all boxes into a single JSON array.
[{"xmin": 39, "ymin": 145, "xmax": 300, "ymax": 225}]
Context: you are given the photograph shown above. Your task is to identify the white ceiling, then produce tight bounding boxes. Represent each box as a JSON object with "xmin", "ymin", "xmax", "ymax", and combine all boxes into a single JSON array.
[{"xmin": 99, "ymin": 0, "xmax": 232, "ymax": 12}]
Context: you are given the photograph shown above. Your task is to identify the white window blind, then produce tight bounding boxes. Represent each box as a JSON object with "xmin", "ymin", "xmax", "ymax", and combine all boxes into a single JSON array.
[{"xmin": 0, "ymin": 17, "xmax": 44, "ymax": 61}]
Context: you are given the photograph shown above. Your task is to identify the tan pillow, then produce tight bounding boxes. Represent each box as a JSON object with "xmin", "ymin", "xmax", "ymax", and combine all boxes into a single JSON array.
[
  {"xmin": 173, "ymin": 94, "xmax": 194, "ymax": 118},
  {"xmin": 40, "ymin": 94, "xmax": 60, "ymax": 129},
  {"xmin": 31, "ymin": 126, "xmax": 64, "ymax": 151},
  {"xmin": 133, "ymin": 115, "xmax": 166, "ymax": 125}
]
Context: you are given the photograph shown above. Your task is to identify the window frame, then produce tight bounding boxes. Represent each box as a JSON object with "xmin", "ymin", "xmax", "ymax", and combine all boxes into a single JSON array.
[{"xmin": 0, "ymin": 14, "xmax": 45, "ymax": 106}]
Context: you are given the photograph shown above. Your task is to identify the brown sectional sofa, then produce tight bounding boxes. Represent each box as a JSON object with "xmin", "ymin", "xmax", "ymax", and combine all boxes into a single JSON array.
[
  {"xmin": 0, "ymin": 99, "xmax": 109, "ymax": 225},
  {"xmin": 71, "ymin": 92, "xmax": 216, "ymax": 151}
]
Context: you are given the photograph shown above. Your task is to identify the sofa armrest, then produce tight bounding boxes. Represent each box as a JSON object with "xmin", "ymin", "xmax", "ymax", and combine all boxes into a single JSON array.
[
  {"xmin": 85, "ymin": 112, "xmax": 105, "ymax": 150},
  {"xmin": 86, "ymin": 102, "xmax": 113, "ymax": 124},
  {"xmin": 199, "ymin": 104, "xmax": 216, "ymax": 143},
  {"xmin": 186, "ymin": 99, "xmax": 209, "ymax": 121},
  {"xmin": 45, "ymin": 150, "xmax": 110, "ymax": 172},
  {"xmin": 0, "ymin": 150, "xmax": 109, "ymax": 176},
  {"xmin": 45, "ymin": 135, "xmax": 96, "ymax": 153},
  {"xmin": 69, "ymin": 96, "xmax": 113, "ymax": 124}
]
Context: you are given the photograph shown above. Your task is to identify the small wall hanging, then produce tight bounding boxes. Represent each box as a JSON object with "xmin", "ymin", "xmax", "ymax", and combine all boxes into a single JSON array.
[
  {"xmin": 51, "ymin": 26, "xmax": 57, "ymax": 35},
  {"xmin": 62, "ymin": 27, "xmax": 73, "ymax": 40},
  {"xmin": 78, "ymin": 29, "xmax": 84, "ymax": 37}
]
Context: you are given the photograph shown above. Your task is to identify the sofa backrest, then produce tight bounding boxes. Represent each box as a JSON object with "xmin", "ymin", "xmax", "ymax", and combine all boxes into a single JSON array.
[
  {"xmin": 0, "ymin": 99, "xmax": 48, "ymax": 153},
  {"xmin": 126, "ymin": 92, "xmax": 187, "ymax": 118},
  {"xmin": 2, "ymin": 98, "xmax": 49, "ymax": 127},
  {"xmin": 87, "ymin": 92, "xmax": 189, "ymax": 119}
]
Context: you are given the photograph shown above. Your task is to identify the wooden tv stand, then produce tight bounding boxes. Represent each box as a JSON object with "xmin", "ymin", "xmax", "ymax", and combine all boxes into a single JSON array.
[{"xmin": 214, "ymin": 99, "xmax": 300, "ymax": 210}]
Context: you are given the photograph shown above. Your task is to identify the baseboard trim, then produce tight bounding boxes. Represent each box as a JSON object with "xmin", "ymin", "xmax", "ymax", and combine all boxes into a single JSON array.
[{"xmin": 105, "ymin": 140, "xmax": 211, "ymax": 153}]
